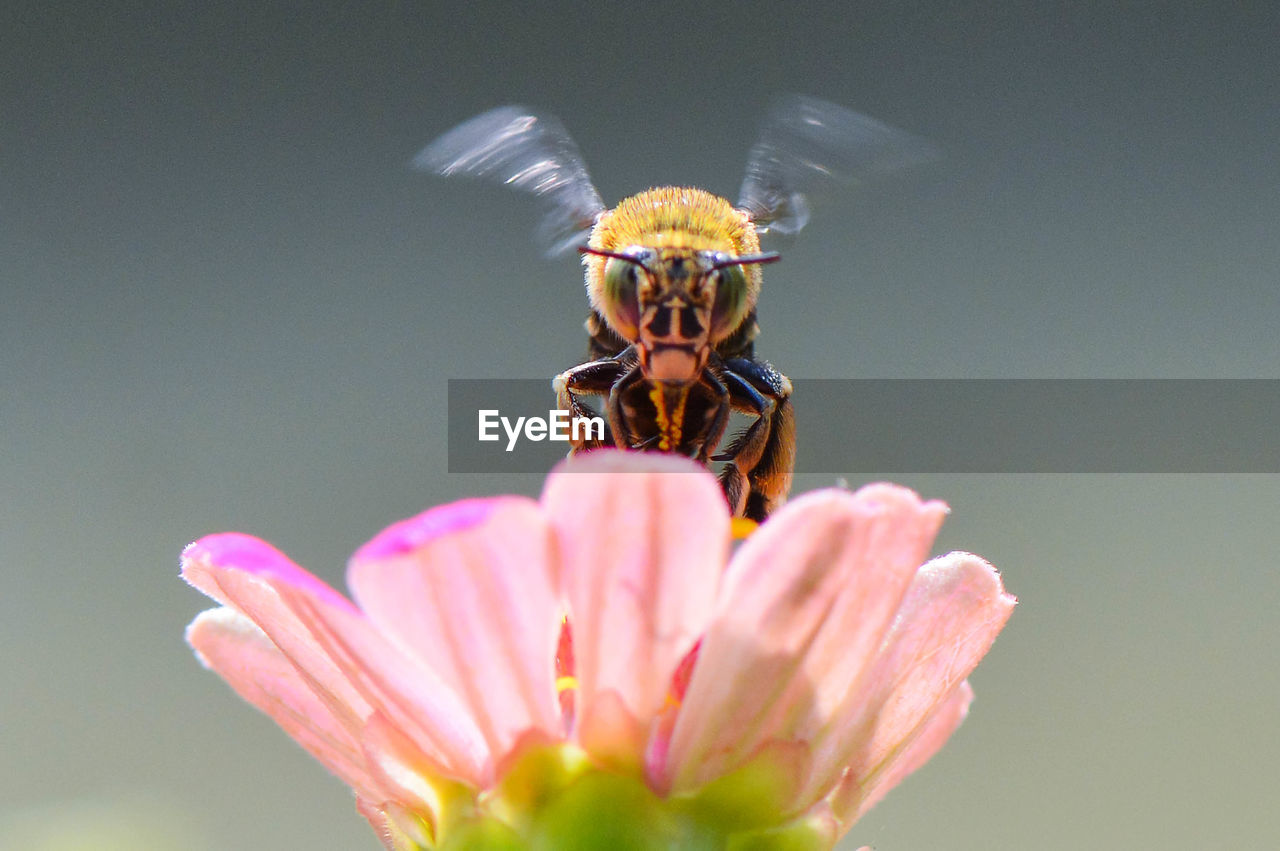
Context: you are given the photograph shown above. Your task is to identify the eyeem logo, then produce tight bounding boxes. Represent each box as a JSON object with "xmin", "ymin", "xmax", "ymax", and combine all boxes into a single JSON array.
[{"xmin": 478, "ymin": 409, "xmax": 606, "ymax": 452}]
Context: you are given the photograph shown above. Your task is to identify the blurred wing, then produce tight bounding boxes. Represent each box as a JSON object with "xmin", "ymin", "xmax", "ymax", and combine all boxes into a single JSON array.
[
  {"xmin": 414, "ymin": 106, "xmax": 606, "ymax": 256},
  {"xmin": 737, "ymin": 95, "xmax": 940, "ymax": 235}
]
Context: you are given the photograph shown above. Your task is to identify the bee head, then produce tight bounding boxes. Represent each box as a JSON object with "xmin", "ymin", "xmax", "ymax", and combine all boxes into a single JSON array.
[
  {"xmin": 580, "ymin": 245, "xmax": 778, "ymax": 383},
  {"xmin": 581, "ymin": 187, "xmax": 778, "ymax": 383}
]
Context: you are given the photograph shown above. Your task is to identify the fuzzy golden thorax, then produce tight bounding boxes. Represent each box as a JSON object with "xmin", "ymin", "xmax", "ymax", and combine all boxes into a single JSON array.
[{"xmin": 583, "ymin": 187, "xmax": 765, "ymax": 383}]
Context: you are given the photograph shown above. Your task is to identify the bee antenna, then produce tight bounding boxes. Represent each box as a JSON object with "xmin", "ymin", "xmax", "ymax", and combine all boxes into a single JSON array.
[
  {"xmin": 577, "ymin": 246, "xmax": 654, "ymax": 273},
  {"xmin": 711, "ymin": 251, "xmax": 781, "ymax": 271}
]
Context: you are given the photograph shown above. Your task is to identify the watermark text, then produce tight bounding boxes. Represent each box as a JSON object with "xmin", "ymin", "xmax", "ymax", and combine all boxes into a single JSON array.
[{"xmin": 478, "ymin": 409, "xmax": 605, "ymax": 452}]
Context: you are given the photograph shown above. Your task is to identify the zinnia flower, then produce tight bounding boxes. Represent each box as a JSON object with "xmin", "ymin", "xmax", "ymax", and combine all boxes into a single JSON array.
[{"xmin": 183, "ymin": 451, "xmax": 1014, "ymax": 849}]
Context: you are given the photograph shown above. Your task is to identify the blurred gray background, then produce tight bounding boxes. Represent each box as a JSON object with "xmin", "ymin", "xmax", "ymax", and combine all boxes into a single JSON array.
[{"xmin": 3, "ymin": 2, "xmax": 1277, "ymax": 849}]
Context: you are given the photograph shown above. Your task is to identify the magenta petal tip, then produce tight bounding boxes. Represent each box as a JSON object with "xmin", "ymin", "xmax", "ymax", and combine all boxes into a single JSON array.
[
  {"xmin": 183, "ymin": 533, "xmax": 296, "ymax": 577},
  {"xmin": 353, "ymin": 498, "xmax": 499, "ymax": 562},
  {"xmin": 182, "ymin": 532, "xmax": 356, "ymax": 612}
]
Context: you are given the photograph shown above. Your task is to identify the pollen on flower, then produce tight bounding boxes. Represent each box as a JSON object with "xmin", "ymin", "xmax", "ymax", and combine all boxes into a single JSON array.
[
  {"xmin": 730, "ymin": 516, "xmax": 759, "ymax": 540},
  {"xmin": 181, "ymin": 450, "xmax": 1013, "ymax": 850}
]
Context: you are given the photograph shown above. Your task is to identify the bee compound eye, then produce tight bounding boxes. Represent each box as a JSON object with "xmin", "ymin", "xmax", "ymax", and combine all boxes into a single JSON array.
[
  {"xmin": 602, "ymin": 257, "xmax": 642, "ymax": 339},
  {"xmin": 710, "ymin": 264, "xmax": 749, "ymax": 340}
]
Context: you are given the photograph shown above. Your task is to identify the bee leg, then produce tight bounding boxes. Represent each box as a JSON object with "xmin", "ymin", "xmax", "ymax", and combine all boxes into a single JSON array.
[
  {"xmin": 714, "ymin": 372, "xmax": 769, "ymax": 517},
  {"xmin": 698, "ymin": 370, "xmax": 733, "ymax": 466},
  {"xmin": 718, "ymin": 359, "xmax": 795, "ymax": 522},
  {"xmin": 553, "ymin": 359, "xmax": 627, "ymax": 452},
  {"xmin": 604, "ymin": 364, "xmax": 648, "ymax": 450}
]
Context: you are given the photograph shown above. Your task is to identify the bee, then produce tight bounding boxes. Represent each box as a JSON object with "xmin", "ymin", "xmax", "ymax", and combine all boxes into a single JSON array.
[{"xmin": 417, "ymin": 96, "xmax": 935, "ymax": 520}]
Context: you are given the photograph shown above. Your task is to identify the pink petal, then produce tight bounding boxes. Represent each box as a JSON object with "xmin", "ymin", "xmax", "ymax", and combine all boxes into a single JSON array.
[
  {"xmin": 182, "ymin": 534, "xmax": 489, "ymax": 786},
  {"xmin": 347, "ymin": 497, "xmax": 562, "ymax": 762},
  {"xmin": 357, "ymin": 797, "xmax": 434, "ymax": 851},
  {"xmin": 662, "ymin": 484, "xmax": 946, "ymax": 796},
  {"xmin": 186, "ymin": 607, "xmax": 391, "ymax": 803},
  {"xmin": 818, "ymin": 552, "xmax": 1014, "ymax": 816},
  {"xmin": 846, "ymin": 681, "xmax": 973, "ymax": 823},
  {"xmin": 357, "ymin": 716, "xmax": 467, "ymax": 847},
  {"xmin": 356, "ymin": 797, "xmax": 399, "ymax": 851},
  {"xmin": 541, "ymin": 451, "xmax": 728, "ymax": 767}
]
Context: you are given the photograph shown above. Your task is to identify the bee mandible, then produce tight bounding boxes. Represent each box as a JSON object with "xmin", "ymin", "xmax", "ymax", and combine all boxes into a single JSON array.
[{"xmin": 417, "ymin": 96, "xmax": 935, "ymax": 521}]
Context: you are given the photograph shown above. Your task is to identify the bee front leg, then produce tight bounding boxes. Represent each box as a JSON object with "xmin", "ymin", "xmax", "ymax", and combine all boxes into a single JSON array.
[
  {"xmin": 604, "ymin": 365, "xmax": 649, "ymax": 451},
  {"xmin": 718, "ymin": 359, "xmax": 795, "ymax": 522},
  {"xmin": 696, "ymin": 370, "xmax": 733, "ymax": 466},
  {"xmin": 553, "ymin": 359, "xmax": 626, "ymax": 453},
  {"xmin": 715, "ymin": 372, "xmax": 770, "ymax": 518}
]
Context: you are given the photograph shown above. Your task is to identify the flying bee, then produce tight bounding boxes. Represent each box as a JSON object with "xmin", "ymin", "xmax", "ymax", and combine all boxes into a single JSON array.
[{"xmin": 417, "ymin": 96, "xmax": 936, "ymax": 520}]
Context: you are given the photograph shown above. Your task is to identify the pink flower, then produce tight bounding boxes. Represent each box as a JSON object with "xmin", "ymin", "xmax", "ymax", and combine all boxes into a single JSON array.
[{"xmin": 183, "ymin": 451, "xmax": 1014, "ymax": 849}]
